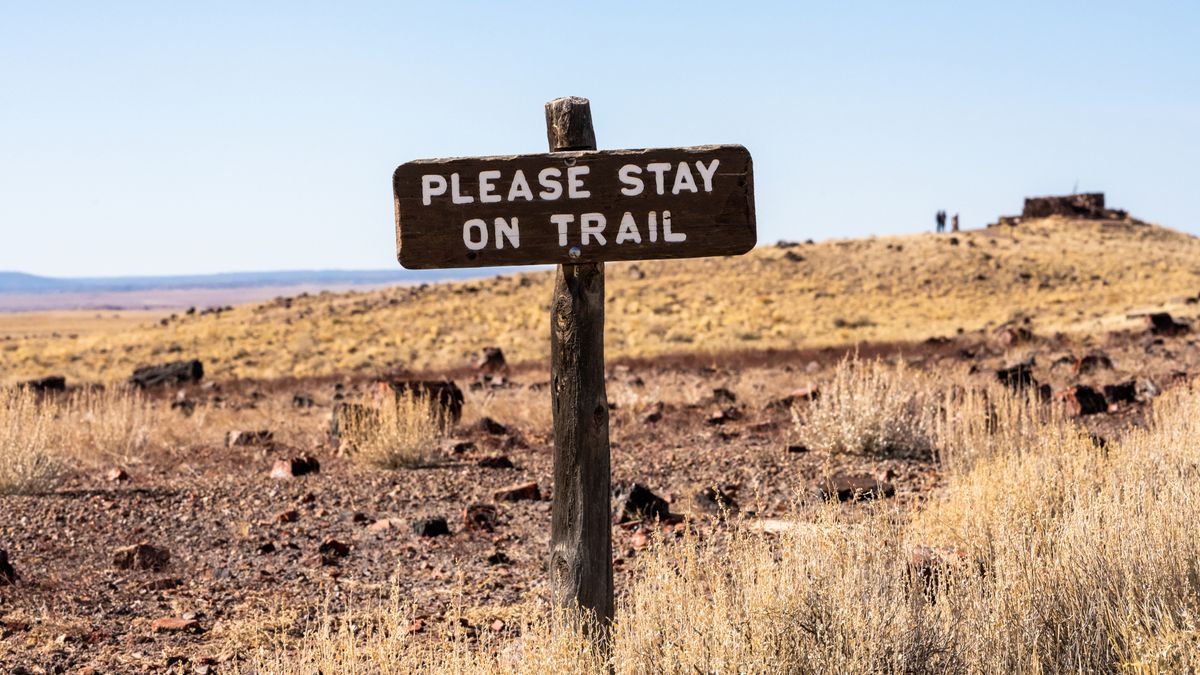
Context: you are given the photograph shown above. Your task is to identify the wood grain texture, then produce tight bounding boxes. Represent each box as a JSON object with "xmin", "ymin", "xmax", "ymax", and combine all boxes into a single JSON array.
[
  {"xmin": 393, "ymin": 145, "xmax": 755, "ymax": 269},
  {"xmin": 545, "ymin": 96, "xmax": 613, "ymax": 625}
]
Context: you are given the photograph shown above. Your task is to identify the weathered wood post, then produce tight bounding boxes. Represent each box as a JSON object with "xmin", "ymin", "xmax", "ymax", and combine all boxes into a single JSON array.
[{"xmin": 543, "ymin": 96, "xmax": 613, "ymax": 624}]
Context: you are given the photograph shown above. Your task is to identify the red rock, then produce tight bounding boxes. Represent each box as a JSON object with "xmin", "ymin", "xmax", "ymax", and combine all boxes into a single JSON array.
[
  {"xmin": 113, "ymin": 543, "xmax": 170, "ymax": 571},
  {"xmin": 630, "ymin": 530, "xmax": 650, "ymax": 549},
  {"xmin": 270, "ymin": 455, "xmax": 320, "ymax": 479},
  {"xmin": 0, "ymin": 549, "xmax": 17, "ymax": 585},
  {"xmin": 406, "ymin": 618, "xmax": 425, "ymax": 634},
  {"xmin": 494, "ymin": 481, "xmax": 540, "ymax": 502},
  {"xmin": 151, "ymin": 617, "xmax": 201, "ymax": 634},
  {"xmin": 1058, "ymin": 385, "xmax": 1108, "ymax": 416},
  {"xmin": 367, "ymin": 518, "xmax": 394, "ymax": 532},
  {"xmin": 463, "ymin": 504, "xmax": 499, "ymax": 532}
]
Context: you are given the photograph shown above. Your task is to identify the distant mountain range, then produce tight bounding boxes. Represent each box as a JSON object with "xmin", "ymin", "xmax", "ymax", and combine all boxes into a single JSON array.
[{"xmin": 0, "ymin": 268, "xmax": 508, "ymax": 295}]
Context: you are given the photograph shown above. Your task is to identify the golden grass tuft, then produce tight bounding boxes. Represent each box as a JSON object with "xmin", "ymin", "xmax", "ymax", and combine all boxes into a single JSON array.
[
  {"xmin": 340, "ymin": 390, "xmax": 448, "ymax": 469},
  {"xmin": 0, "ymin": 387, "xmax": 63, "ymax": 495}
]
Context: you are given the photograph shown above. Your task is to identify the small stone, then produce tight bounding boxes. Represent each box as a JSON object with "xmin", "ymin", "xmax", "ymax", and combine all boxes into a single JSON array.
[
  {"xmin": 270, "ymin": 455, "xmax": 320, "ymax": 479},
  {"xmin": 113, "ymin": 543, "xmax": 170, "ymax": 571},
  {"xmin": 786, "ymin": 444, "xmax": 810, "ymax": 454},
  {"xmin": 1147, "ymin": 312, "xmax": 1189, "ymax": 337},
  {"xmin": 412, "ymin": 517, "xmax": 451, "ymax": 537},
  {"xmin": 712, "ymin": 387, "xmax": 737, "ymax": 404},
  {"xmin": 617, "ymin": 483, "xmax": 670, "ymax": 523},
  {"xmin": 486, "ymin": 549, "xmax": 511, "ymax": 565},
  {"xmin": 816, "ymin": 476, "xmax": 895, "ymax": 503},
  {"xmin": 463, "ymin": 504, "xmax": 499, "ymax": 532},
  {"xmin": 406, "ymin": 618, "xmax": 425, "ymax": 634},
  {"xmin": 140, "ymin": 577, "xmax": 183, "ymax": 591},
  {"xmin": 317, "ymin": 538, "xmax": 350, "ymax": 558},
  {"xmin": 494, "ymin": 481, "xmax": 540, "ymax": 502},
  {"xmin": 257, "ymin": 542, "xmax": 277, "ymax": 555},
  {"xmin": 706, "ymin": 407, "xmax": 741, "ymax": 425},
  {"xmin": 447, "ymin": 439, "xmax": 476, "ymax": 454},
  {"xmin": 105, "ymin": 467, "xmax": 129, "ymax": 482},
  {"xmin": 0, "ymin": 549, "xmax": 17, "ymax": 585},
  {"xmin": 475, "ymin": 347, "xmax": 507, "ymax": 374},
  {"xmin": 1103, "ymin": 381, "xmax": 1138, "ymax": 405},
  {"xmin": 275, "ymin": 509, "xmax": 300, "ymax": 523},
  {"xmin": 630, "ymin": 530, "xmax": 650, "ymax": 549},
  {"xmin": 151, "ymin": 617, "xmax": 200, "ymax": 634},
  {"xmin": 477, "ymin": 454, "xmax": 514, "ymax": 469},
  {"xmin": 694, "ymin": 485, "xmax": 739, "ymax": 516},
  {"xmin": 291, "ymin": 393, "xmax": 315, "ymax": 408},
  {"xmin": 367, "ymin": 518, "xmax": 393, "ymax": 532},
  {"xmin": 1058, "ymin": 385, "xmax": 1108, "ymax": 416},
  {"xmin": 490, "ymin": 619, "xmax": 506, "ymax": 632},
  {"xmin": 477, "ymin": 417, "xmax": 509, "ymax": 435},
  {"xmin": 641, "ymin": 402, "xmax": 664, "ymax": 424}
]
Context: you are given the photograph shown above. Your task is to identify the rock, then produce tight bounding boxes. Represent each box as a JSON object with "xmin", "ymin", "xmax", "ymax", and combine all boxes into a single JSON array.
[
  {"xmin": 411, "ymin": 517, "xmax": 451, "ymax": 537},
  {"xmin": 270, "ymin": 455, "xmax": 320, "ymax": 479},
  {"xmin": 766, "ymin": 386, "xmax": 820, "ymax": 410},
  {"xmin": 0, "ymin": 550, "xmax": 17, "ymax": 585},
  {"xmin": 475, "ymin": 347, "xmax": 507, "ymax": 375},
  {"xmin": 226, "ymin": 430, "xmax": 274, "ymax": 448},
  {"xmin": 477, "ymin": 417, "xmax": 509, "ymax": 435},
  {"xmin": 291, "ymin": 393, "xmax": 315, "ymax": 408},
  {"xmin": 617, "ymin": 483, "xmax": 671, "ymax": 523},
  {"xmin": 1075, "ymin": 353, "xmax": 1113, "ymax": 374},
  {"xmin": 630, "ymin": 530, "xmax": 650, "ymax": 549},
  {"xmin": 128, "ymin": 360, "xmax": 203, "ymax": 388},
  {"xmin": 706, "ymin": 407, "xmax": 742, "ymax": 425},
  {"xmin": 694, "ymin": 485, "xmax": 739, "ymax": 516},
  {"xmin": 712, "ymin": 387, "xmax": 737, "ymax": 404},
  {"xmin": 477, "ymin": 455, "xmax": 514, "ymax": 469},
  {"xmin": 1058, "ymin": 385, "xmax": 1108, "ymax": 416},
  {"xmin": 486, "ymin": 549, "xmax": 511, "ymax": 565},
  {"xmin": 1147, "ymin": 312, "xmax": 1189, "ymax": 337},
  {"xmin": 105, "ymin": 467, "xmax": 129, "ymax": 482},
  {"xmin": 113, "ymin": 543, "xmax": 170, "ymax": 571},
  {"xmin": 463, "ymin": 504, "xmax": 499, "ymax": 532},
  {"xmin": 786, "ymin": 444, "xmax": 810, "ymax": 453},
  {"xmin": 170, "ymin": 399, "xmax": 196, "ymax": 416},
  {"xmin": 317, "ymin": 538, "xmax": 350, "ymax": 558},
  {"xmin": 151, "ymin": 617, "xmax": 201, "ymax": 634},
  {"xmin": 371, "ymin": 379, "xmax": 464, "ymax": 422},
  {"xmin": 1103, "ymin": 381, "xmax": 1138, "ymax": 406},
  {"xmin": 816, "ymin": 476, "xmax": 895, "ymax": 502},
  {"xmin": 447, "ymin": 439, "xmax": 477, "ymax": 454},
  {"xmin": 275, "ymin": 509, "xmax": 300, "ymax": 523},
  {"xmin": 367, "ymin": 518, "xmax": 393, "ymax": 532},
  {"xmin": 140, "ymin": 577, "xmax": 183, "ymax": 591},
  {"xmin": 1022, "ymin": 192, "xmax": 1106, "ymax": 219},
  {"xmin": 641, "ymin": 402, "xmax": 664, "ymax": 424},
  {"xmin": 996, "ymin": 360, "xmax": 1036, "ymax": 390},
  {"xmin": 494, "ymin": 481, "xmax": 540, "ymax": 502},
  {"xmin": 19, "ymin": 376, "xmax": 66, "ymax": 393},
  {"xmin": 992, "ymin": 325, "xmax": 1033, "ymax": 347}
]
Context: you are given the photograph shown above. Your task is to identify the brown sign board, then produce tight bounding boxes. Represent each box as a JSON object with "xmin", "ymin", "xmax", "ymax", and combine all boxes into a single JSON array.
[{"xmin": 393, "ymin": 145, "xmax": 755, "ymax": 269}]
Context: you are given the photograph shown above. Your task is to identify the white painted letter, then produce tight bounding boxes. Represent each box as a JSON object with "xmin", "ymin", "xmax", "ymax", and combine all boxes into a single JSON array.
[
  {"xmin": 567, "ymin": 166, "xmax": 591, "ymax": 198},
  {"xmin": 507, "ymin": 170, "xmax": 534, "ymax": 201},
  {"xmin": 580, "ymin": 213, "xmax": 606, "ymax": 245},
  {"xmin": 645, "ymin": 162, "xmax": 671, "ymax": 195},
  {"xmin": 463, "ymin": 218, "xmax": 488, "ymax": 250},
  {"xmin": 671, "ymin": 162, "xmax": 697, "ymax": 194},
  {"xmin": 615, "ymin": 212, "xmax": 642, "ymax": 244},
  {"xmin": 550, "ymin": 213, "xmax": 574, "ymax": 246},
  {"xmin": 450, "ymin": 173, "xmax": 474, "ymax": 204},
  {"xmin": 538, "ymin": 168, "xmax": 563, "ymax": 200},
  {"xmin": 478, "ymin": 170, "xmax": 501, "ymax": 203},
  {"xmin": 494, "ymin": 217, "xmax": 519, "ymax": 249},
  {"xmin": 421, "ymin": 175, "xmax": 447, "ymax": 206},
  {"xmin": 695, "ymin": 159, "xmax": 720, "ymax": 192},
  {"xmin": 618, "ymin": 164, "xmax": 644, "ymax": 196},
  {"xmin": 663, "ymin": 210, "xmax": 686, "ymax": 242},
  {"xmin": 648, "ymin": 211, "xmax": 659, "ymax": 243}
]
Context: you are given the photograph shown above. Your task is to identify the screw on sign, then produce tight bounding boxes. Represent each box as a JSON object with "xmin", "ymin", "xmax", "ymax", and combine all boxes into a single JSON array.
[{"xmin": 392, "ymin": 97, "xmax": 756, "ymax": 628}]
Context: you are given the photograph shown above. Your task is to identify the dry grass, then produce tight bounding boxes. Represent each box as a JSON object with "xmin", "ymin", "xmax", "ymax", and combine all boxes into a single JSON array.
[
  {"xmin": 799, "ymin": 357, "xmax": 937, "ymax": 457},
  {"xmin": 3, "ymin": 218, "xmax": 1199, "ymax": 383},
  {"xmin": 0, "ymin": 387, "xmax": 63, "ymax": 494},
  {"xmin": 253, "ymin": 364, "xmax": 1200, "ymax": 673},
  {"xmin": 340, "ymin": 390, "xmax": 448, "ymax": 469}
]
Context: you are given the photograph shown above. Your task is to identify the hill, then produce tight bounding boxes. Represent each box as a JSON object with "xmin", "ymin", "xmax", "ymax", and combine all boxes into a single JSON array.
[{"xmin": 2, "ymin": 217, "xmax": 1198, "ymax": 383}]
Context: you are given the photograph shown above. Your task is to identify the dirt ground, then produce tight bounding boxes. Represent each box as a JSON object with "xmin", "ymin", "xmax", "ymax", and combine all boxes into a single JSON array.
[{"xmin": 1, "ymin": 318, "xmax": 1196, "ymax": 672}]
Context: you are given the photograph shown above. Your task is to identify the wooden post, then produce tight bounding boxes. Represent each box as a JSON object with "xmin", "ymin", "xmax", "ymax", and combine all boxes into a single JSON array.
[{"xmin": 545, "ymin": 96, "xmax": 613, "ymax": 624}]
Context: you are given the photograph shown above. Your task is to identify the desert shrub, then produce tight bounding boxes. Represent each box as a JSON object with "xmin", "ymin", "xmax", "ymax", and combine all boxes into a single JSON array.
[
  {"xmin": 60, "ymin": 386, "xmax": 158, "ymax": 465},
  {"xmin": 0, "ymin": 386, "xmax": 64, "ymax": 495},
  {"xmin": 800, "ymin": 358, "xmax": 936, "ymax": 457},
  {"xmin": 341, "ymin": 391, "xmax": 447, "ymax": 469}
]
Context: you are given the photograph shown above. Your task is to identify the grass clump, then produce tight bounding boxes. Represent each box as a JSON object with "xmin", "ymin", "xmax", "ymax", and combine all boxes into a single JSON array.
[
  {"xmin": 800, "ymin": 357, "xmax": 935, "ymax": 457},
  {"xmin": 341, "ymin": 390, "xmax": 448, "ymax": 469},
  {"xmin": 0, "ymin": 386, "xmax": 63, "ymax": 495}
]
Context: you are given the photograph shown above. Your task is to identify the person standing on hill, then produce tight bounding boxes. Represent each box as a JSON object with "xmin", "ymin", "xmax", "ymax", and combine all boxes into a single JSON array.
[
  {"xmin": 936, "ymin": 210, "xmax": 946, "ymax": 233},
  {"xmin": 951, "ymin": 213, "xmax": 960, "ymax": 232}
]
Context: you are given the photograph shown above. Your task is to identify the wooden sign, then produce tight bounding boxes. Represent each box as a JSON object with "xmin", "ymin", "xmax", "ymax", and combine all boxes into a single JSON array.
[{"xmin": 393, "ymin": 145, "xmax": 755, "ymax": 269}]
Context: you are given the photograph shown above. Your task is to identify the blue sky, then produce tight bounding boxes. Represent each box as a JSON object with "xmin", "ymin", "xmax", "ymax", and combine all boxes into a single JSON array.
[{"xmin": 1, "ymin": 1, "xmax": 1196, "ymax": 277}]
